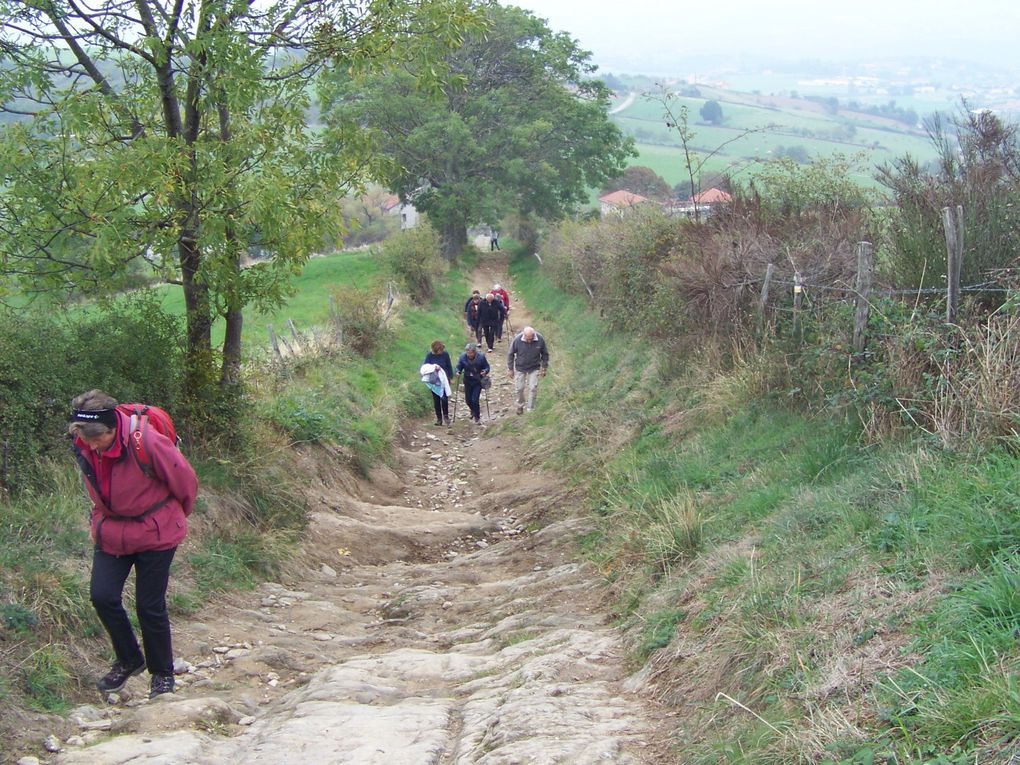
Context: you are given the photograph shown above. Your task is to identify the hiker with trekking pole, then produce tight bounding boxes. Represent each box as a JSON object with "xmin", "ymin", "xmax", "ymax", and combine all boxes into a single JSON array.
[
  {"xmin": 506, "ymin": 326, "xmax": 549, "ymax": 415},
  {"xmin": 455, "ymin": 342, "xmax": 490, "ymax": 425},
  {"xmin": 68, "ymin": 389, "xmax": 197, "ymax": 700}
]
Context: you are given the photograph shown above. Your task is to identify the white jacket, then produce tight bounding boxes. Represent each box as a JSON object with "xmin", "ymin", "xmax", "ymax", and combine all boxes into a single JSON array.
[{"xmin": 419, "ymin": 363, "xmax": 452, "ymax": 397}]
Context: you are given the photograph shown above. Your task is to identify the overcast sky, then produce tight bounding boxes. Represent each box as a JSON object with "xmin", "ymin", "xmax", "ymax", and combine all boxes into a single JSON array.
[{"xmin": 506, "ymin": 0, "xmax": 1020, "ymax": 73}]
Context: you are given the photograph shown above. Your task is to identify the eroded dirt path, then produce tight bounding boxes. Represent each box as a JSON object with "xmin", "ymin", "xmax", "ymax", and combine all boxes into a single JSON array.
[{"xmin": 42, "ymin": 256, "xmax": 664, "ymax": 765}]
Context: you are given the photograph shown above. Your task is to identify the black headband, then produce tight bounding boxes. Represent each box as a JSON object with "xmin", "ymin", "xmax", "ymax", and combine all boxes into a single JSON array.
[{"xmin": 72, "ymin": 408, "xmax": 118, "ymax": 430}]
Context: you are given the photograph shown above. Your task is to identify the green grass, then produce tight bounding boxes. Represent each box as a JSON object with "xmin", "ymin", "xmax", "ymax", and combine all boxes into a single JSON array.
[{"xmin": 508, "ymin": 248, "xmax": 1020, "ymax": 764}]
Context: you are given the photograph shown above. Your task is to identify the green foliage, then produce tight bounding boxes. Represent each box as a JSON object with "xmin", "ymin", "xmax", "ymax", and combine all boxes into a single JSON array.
[
  {"xmin": 382, "ymin": 224, "xmax": 444, "ymax": 304},
  {"xmin": 0, "ymin": 296, "xmax": 184, "ymax": 494},
  {"xmin": 0, "ymin": 0, "xmax": 477, "ymax": 405},
  {"xmin": 700, "ymin": 99, "xmax": 724, "ymax": 125},
  {"xmin": 321, "ymin": 3, "xmax": 634, "ymax": 257},
  {"xmin": 747, "ymin": 152, "xmax": 873, "ymax": 221}
]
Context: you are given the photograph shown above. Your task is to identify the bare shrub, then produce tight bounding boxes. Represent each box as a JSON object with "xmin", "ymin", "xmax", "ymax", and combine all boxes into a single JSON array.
[{"xmin": 328, "ymin": 285, "xmax": 390, "ymax": 357}]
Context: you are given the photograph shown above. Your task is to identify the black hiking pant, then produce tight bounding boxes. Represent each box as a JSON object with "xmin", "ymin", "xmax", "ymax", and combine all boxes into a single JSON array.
[
  {"xmin": 482, "ymin": 324, "xmax": 498, "ymax": 350},
  {"xmin": 431, "ymin": 391, "xmax": 449, "ymax": 423},
  {"xmin": 91, "ymin": 546, "xmax": 177, "ymax": 676},
  {"xmin": 464, "ymin": 379, "xmax": 482, "ymax": 420}
]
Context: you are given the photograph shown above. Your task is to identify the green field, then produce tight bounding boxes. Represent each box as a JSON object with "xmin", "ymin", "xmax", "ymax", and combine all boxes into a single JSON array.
[
  {"xmin": 155, "ymin": 249, "xmax": 384, "ymax": 352},
  {"xmin": 613, "ymin": 88, "xmax": 939, "ymax": 191}
]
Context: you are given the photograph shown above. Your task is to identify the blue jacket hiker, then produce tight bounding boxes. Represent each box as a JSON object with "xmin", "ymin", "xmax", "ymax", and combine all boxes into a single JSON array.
[
  {"xmin": 455, "ymin": 343, "xmax": 490, "ymax": 424},
  {"xmin": 422, "ymin": 341, "xmax": 454, "ymax": 426}
]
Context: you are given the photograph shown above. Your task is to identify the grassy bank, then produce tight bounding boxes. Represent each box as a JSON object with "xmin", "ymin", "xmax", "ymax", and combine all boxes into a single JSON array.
[{"xmin": 508, "ymin": 251, "xmax": 1020, "ymax": 764}]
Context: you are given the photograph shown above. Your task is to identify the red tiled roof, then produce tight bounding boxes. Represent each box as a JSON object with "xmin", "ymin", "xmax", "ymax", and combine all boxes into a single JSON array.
[
  {"xmin": 599, "ymin": 189, "xmax": 649, "ymax": 207},
  {"xmin": 690, "ymin": 188, "xmax": 732, "ymax": 204}
]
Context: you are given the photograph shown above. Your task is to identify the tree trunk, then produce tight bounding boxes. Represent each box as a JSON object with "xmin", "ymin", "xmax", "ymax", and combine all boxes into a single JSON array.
[
  {"xmin": 216, "ymin": 94, "xmax": 243, "ymax": 392},
  {"xmin": 221, "ymin": 304, "xmax": 243, "ymax": 390},
  {"xmin": 179, "ymin": 234, "xmax": 215, "ymax": 405},
  {"xmin": 441, "ymin": 220, "xmax": 467, "ymax": 260}
]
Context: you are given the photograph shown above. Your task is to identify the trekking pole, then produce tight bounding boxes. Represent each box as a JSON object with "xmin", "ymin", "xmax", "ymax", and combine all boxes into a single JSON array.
[
  {"xmin": 451, "ymin": 376, "xmax": 459, "ymax": 424},
  {"xmin": 506, "ymin": 314, "xmax": 514, "ymax": 335},
  {"xmin": 484, "ymin": 386, "xmax": 490, "ymax": 420}
]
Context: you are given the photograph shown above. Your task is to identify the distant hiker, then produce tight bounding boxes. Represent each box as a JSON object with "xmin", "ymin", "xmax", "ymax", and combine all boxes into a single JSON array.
[
  {"xmin": 492, "ymin": 283, "xmax": 510, "ymax": 341},
  {"xmin": 464, "ymin": 291, "xmax": 483, "ymax": 345},
  {"xmin": 490, "ymin": 230, "xmax": 500, "ymax": 251},
  {"xmin": 477, "ymin": 292, "xmax": 506, "ymax": 353},
  {"xmin": 422, "ymin": 340, "xmax": 454, "ymax": 426},
  {"xmin": 506, "ymin": 326, "xmax": 549, "ymax": 414},
  {"xmin": 69, "ymin": 389, "xmax": 197, "ymax": 700},
  {"xmin": 455, "ymin": 342, "xmax": 491, "ymax": 424}
]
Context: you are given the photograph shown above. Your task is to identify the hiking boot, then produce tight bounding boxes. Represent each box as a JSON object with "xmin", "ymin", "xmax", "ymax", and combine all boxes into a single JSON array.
[
  {"xmin": 443, "ymin": 417, "xmax": 451, "ymax": 426},
  {"xmin": 149, "ymin": 674, "xmax": 175, "ymax": 699},
  {"xmin": 516, "ymin": 405, "xmax": 523, "ymax": 415},
  {"xmin": 434, "ymin": 420, "xmax": 443, "ymax": 426},
  {"xmin": 96, "ymin": 657, "xmax": 145, "ymax": 693}
]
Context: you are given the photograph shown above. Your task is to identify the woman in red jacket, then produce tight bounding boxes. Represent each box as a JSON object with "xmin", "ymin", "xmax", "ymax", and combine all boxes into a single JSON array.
[{"xmin": 69, "ymin": 389, "xmax": 198, "ymax": 699}]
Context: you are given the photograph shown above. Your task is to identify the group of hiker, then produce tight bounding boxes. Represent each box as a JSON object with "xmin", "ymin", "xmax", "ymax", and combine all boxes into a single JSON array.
[
  {"xmin": 421, "ymin": 281, "xmax": 549, "ymax": 425},
  {"xmin": 463, "ymin": 283, "xmax": 510, "ymax": 353}
]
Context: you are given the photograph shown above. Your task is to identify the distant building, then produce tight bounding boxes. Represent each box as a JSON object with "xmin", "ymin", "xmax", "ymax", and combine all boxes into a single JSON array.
[
  {"xmin": 665, "ymin": 187, "xmax": 733, "ymax": 219},
  {"xmin": 380, "ymin": 192, "xmax": 419, "ymax": 229},
  {"xmin": 599, "ymin": 189, "xmax": 650, "ymax": 217}
]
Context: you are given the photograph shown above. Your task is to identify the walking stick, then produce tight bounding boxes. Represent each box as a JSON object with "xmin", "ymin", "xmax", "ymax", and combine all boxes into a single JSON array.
[
  {"xmin": 451, "ymin": 376, "xmax": 460, "ymax": 424},
  {"xmin": 505, "ymin": 313, "xmax": 514, "ymax": 336},
  {"xmin": 484, "ymin": 385, "xmax": 490, "ymax": 420}
]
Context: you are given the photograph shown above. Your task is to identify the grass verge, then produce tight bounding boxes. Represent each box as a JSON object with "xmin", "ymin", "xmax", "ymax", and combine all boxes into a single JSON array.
[{"xmin": 508, "ymin": 249, "xmax": 1020, "ymax": 764}]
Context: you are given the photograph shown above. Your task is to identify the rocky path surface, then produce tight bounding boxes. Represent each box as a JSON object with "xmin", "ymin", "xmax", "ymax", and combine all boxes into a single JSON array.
[{"xmin": 29, "ymin": 259, "xmax": 663, "ymax": 765}]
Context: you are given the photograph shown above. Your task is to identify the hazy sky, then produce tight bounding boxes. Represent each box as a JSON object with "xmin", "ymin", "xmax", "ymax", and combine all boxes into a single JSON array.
[{"xmin": 507, "ymin": 0, "xmax": 1020, "ymax": 72}]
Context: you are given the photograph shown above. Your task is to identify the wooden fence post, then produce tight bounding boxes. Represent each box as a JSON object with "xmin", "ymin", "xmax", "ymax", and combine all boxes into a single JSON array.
[
  {"xmin": 853, "ymin": 242, "xmax": 874, "ymax": 353},
  {"xmin": 576, "ymin": 267, "xmax": 595, "ymax": 302},
  {"xmin": 287, "ymin": 319, "xmax": 302, "ymax": 354},
  {"xmin": 267, "ymin": 324, "xmax": 282, "ymax": 359},
  {"xmin": 379, "ymin": 282, "xmax": 396, "ymax": 328},
  {"xmin": 792, "ymin": 272, "xmax": 803, "ymax": 343},
  {"xmin": 757, "ymin": 262, "xmax": 775, "ymax": 336},
  {"xmin": 942, "ymin": 205, "xmax": 964, "ymax": 323}
]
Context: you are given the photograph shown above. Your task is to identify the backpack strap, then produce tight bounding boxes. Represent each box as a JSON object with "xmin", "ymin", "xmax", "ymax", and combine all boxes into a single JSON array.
[{"xmin": 126, "ymin": 407, "xmax": 155, "ymax": 476}]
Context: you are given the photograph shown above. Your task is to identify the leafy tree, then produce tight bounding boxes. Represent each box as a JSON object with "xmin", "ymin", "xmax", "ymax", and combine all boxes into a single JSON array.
[
  {"xmin": 699, "ymin": 100, "xmax": 723, "ymax": 125},
  {"xmin": 321, "ymin": 3, "xmax": 634, "ymax": 258},
  {"xmin": 747, "ymin": 153, "xmax": 872, "ymax": 222},
  {"xmin": 602, "ymin": 166, "xmax": 671, "ymax": 201},
  {"xmin": 0, "ymin": 0, "xmax": 472, "ymax": 411}
]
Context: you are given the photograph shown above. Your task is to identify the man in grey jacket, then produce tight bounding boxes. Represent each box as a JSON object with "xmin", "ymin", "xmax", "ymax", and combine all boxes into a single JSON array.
[{"xmin": 506, "ymin": 326, "xmax": 549, "ymax": 414}]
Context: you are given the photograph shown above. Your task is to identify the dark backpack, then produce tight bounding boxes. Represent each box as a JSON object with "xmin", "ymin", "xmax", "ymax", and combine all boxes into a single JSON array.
[{"xmin": 116, "ymin": 403, "xmax": 180, "ymax": 476}]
